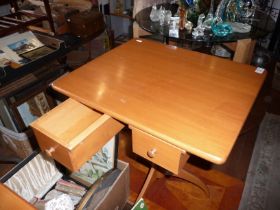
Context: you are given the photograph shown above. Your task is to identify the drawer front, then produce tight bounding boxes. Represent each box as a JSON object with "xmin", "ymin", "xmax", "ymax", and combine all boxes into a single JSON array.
[
  {"xmin": 31, "ymin": 99, "xmax": 124, "ymax": 171},
  {"xmin": 131, "ymin": 127, "xmax": 189, "ymax": 174},
  {"xmin": 33, "ymin": 115, "xmax": 123, "ymax": 171}
]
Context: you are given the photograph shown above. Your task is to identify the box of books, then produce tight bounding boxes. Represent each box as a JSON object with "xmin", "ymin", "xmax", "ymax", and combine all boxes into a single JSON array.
[{"xmin": 3, "ymin": 143, "xmax": 129, "ymax": 210}]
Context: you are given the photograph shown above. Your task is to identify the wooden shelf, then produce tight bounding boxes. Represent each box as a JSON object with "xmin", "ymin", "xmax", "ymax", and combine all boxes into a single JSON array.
[
  {"xmin": 0, "ymin": 0, "xmax": 55, "ymax": 37},
  {"xmin": 110, "ymin": 12, "xmax": 133, "ymax": 20}
]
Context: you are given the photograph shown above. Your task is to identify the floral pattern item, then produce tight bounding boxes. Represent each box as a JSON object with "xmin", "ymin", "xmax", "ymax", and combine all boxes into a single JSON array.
[{"xmin": 70, "ymin": 137, "xmax": 115, "ymax": 187}]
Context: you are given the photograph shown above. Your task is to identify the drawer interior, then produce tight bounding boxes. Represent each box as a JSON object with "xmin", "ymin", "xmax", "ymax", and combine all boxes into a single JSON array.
[
  {"xmin": 31, "ymin": 98, "xmax": 102, "ymax": 149},
  {"xmin": 31, "ymin": 98, "xmax": 124, "ymax": 171}
]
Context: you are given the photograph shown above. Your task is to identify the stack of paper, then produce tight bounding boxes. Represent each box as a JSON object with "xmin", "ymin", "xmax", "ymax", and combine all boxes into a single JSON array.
[{"xmin": 0, "ymin": 31, "xmax": 52, "ymax": 68}]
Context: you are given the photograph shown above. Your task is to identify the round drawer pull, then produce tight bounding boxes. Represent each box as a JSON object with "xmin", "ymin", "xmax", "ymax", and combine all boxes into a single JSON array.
[
  {"xmin": 45, "ymin": 147, "xmax": 55, "ymax": 156},
  {"xmin": 147, "ymin": 148, "xmax": 157, "ymax": 158}
]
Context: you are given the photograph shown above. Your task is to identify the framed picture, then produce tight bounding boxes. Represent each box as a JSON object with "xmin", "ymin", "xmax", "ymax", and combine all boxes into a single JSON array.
[
  {"xmin": 7, "ymin": 38, "xmax": 38, "ymax": 55},
  {"xmin": 70, "ymin": 136, "xmax": 117, "ymax": 187},
  {"xmin": 21, "ymin": 46, "xmax": 55, "ymax": 61},
  {"xmin": 16, "ymin": 92, "xmax": 51, "ymax": 127},
  {"xmin": 6, "ymin": 85, "xmax": 56, "ymax": 131}
]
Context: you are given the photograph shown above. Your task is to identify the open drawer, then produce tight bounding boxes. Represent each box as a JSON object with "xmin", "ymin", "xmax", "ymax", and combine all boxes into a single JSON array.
[{"xmin": 31, "ymin": 98, "xmax": 124, "ymax": 171}]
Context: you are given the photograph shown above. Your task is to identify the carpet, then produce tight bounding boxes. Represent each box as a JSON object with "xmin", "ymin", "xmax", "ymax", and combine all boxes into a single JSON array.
[{"xmin": 238, "ymin": 113, "xmax": 280, "ymax": 210}]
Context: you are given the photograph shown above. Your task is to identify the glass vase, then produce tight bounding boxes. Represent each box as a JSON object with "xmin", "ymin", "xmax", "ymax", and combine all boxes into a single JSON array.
[
  {"xmin": 179, "ymin": 6, "xmax": 186, "ymax": 30},
  {"xmin": 203, "ymin": 0, "xmax": 214, "ymax": 30}
]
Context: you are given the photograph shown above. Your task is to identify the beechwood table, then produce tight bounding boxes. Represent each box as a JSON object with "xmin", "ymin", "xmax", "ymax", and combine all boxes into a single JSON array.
[{"xmin": 52, "ymin": 39, "xmax": 266, "ymax": 199}]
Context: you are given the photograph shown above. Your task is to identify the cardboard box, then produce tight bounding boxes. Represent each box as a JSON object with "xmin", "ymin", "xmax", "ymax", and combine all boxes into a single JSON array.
[
  {"xmin": 80, "ymin": 159, "xmax": 130, "ymax": 210},
  {"xmin": 2, "ymin": 157, "xmax": 130, "ymax": 210}
]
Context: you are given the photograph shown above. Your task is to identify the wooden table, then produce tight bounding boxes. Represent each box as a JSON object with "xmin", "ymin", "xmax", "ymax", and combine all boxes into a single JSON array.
[
  {"xmin": 52, "ymin": 39, "xmax": 266, "ymax": 198},
  {"xmin": 0, "ymin": 183, "xmax": 36, "ymax": 210}
]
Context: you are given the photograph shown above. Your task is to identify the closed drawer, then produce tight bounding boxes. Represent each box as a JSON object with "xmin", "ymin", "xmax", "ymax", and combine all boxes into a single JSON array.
[
  {"xmin": 31, "ymin": 98, "xmax": 124, "ymax": 171},
  {"xmin": 131, "ymin": 127, "xmax": 189, "ymax": 174}
]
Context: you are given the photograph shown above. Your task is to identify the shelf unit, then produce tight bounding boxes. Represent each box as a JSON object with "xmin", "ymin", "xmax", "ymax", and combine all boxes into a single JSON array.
[
  {"xmin": 107, "ymin": 0, "xmax": 134, "ymax": 46},
  {"xmin": 110, "ymin": 12, "xmax": 133, "ymax": 20},
  {"xmin": 0, "ymin": 0, "xmax": 55, "ymax": 37}
]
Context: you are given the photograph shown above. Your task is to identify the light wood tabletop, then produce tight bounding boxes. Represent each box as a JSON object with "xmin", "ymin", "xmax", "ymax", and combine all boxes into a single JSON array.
[
  {"xmin": 52, "ymin": 39, "xmax": 266, "ymax": 164},
  {"xmin": 0, "ymin": 183, "xmax": 36, "ymax": 210}
]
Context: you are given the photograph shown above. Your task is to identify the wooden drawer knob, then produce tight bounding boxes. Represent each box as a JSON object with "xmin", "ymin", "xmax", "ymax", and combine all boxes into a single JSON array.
[
  {"xmin": 45, "ymin": 147, "xmax": 55, "ymax": 156},
  {"xmin": 147, "ymin": 148, "xmax": 157, "ymax": 158}
]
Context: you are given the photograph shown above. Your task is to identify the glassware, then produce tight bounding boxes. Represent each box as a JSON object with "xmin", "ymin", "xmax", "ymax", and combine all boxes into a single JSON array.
[
  {"xmin": 185, "ymin": 21, "xmax": 193, "ymax": 32},
  {"xmin": 187, "ymin": 0, "xmax": 200, "ymax": 26},
  {"xmin": 192, "ymin": 14, "xmax": 205, "ymax": 38},
  {"xmin": 225, "ymin": 0, "xmax": 241, "ymax": 22},
  {"xmin": 212, "ymin": 0, "xmax": 233, "ymax": 37},
  {"xmin": 115, "ymin": 0, "xmax": 123, "ymax": 14},
  {"xmin": 150, "ymin": 4, "xmax": 160, "ymax": 22},
  {"xmin": 179, "ymin": 6, "xmax": 186, "ymax": 30},
  {"xmin": 202, "ymin": 0, "xmax": 214, "ymax": 30},
  {"xmin": 159, "ymin": 7, "xmax": 166, "ymax": 26},
  {"xmin": 211, "ymin": 17, "xmax": 233, "ymax": 37},
  {"xmin": 215, "ymin": 0, "xmax": 230, "ymax": 20},
  {"xmin": 169, "ymin": 16, "xmax": 179, "ymax": 37},
  {"xmin": 165, "ymin": 10, "xmax": 172, "ymax": 25},
  {"xmin": 228, "ymin": 22, "xmax": 251, "ymax": 33},
  {"xmin": 241, "ymin": 0, "xmax": 256, "ymax": 18}
]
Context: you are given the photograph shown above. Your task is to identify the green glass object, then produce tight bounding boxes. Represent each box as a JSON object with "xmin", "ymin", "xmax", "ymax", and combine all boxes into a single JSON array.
[
  {"xmin": 187, "ymin": 0, "xmax": 200, "ymax": 26},
  {"xmin": 225, "ymin": 0, "xmax": 242, "ymax": 22},
  {"xmin": 211, "ymin": 17, "xmax": 233, "ymax": 37}
]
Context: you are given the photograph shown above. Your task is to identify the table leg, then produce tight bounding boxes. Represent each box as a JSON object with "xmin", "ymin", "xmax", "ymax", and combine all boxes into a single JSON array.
[
  {"xmin": 136, "ymin": 163, "xmax": 210, "ymax": 202},
  {"xmin": 223, "ymin": 39, "xmax": 256, "ymax": 64},
  {"xmin": 163, "ymin": 37, "xmax": 169, "ymax": 45},
  {"xmin": 136, "ymin": 166, "xmax": 156, "ymax": 202},
  {"xmin": 177, "ymin": 167, "xmax": 210, "ymax": 196}
]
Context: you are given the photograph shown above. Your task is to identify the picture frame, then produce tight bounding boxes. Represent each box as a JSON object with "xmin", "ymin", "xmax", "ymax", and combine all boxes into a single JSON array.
[
  {"xmin": 21, "ymin": 46, "xmax": 55, "ymax": 61},
  {"xmin": 6, "ymin": 86, "xmax": 56, "ymax": 131},
  {"xmin": 16, "ymin": 92, "xmax": 51, "ymax": 127},
  {"xmin": 70, "ymin": 136, "xmax": 118, "ymax": 187}
]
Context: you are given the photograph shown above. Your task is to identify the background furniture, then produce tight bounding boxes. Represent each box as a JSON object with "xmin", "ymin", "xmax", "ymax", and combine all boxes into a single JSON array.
[
  {"xmin": 0, "ymin": 32, "xmax": 82, "ymax": 132},
  {"xmin": 134, "ymin": 2, "xmax": 275, "ymax": 64},
  {"xmin": 0, "ymin": 61, "xmax": 66, "ymax": 132},
  {"xmin": 133, "ymin": 0, "xmax": 171, "ymax": 38},
  {"xmin": 0, "ymin": 0, "xmax": 55, "ymax": 37},
  {"xmin": 223, "ymin": 39, "xmax": 256, "ymax": 64},
  {"xmin": 108, "ymin": 0, "xmax": 134, "ymax": 44}
]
